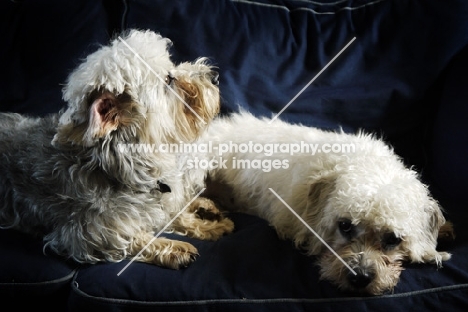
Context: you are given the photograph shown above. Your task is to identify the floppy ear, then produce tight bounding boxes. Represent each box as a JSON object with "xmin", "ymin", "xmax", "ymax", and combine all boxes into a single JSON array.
[
  {"xmin": 173, "ymin": 77, "xmax": 220, "ymax": 142},
  {"xmin": 301, "ymin": 170, "xmax": 339, "ymax": 255},
  {"xmin": 83, "ymin": 92, "xmax": 123, "ymax": 145},
  {"xmin": 53, "ymin": 91, "xmax": 134, "ymax": 147},
  {"xmin": 409, "ymin": 201, "xmax": 453, "ymax": 266}
]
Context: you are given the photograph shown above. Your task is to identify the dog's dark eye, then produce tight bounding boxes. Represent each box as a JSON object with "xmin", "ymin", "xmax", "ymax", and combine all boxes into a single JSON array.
[
  {"xmin": 338, "ymin": 219, "xmax": 355, "ymax": 239},
  {"xmin": 164, "ymin": 74, "xmax": 175, "ymax": 85},
  {"xmin": 382, "ymin": 233, "xmax": 402, "ymax": 249}
]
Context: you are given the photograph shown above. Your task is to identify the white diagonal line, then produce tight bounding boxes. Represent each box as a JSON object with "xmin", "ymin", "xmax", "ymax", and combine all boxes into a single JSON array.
[
  {"xmin": 269, "ymin": 37, "xmax": 356, "ymax": 123},
  {"xmin": 117, "ymin": 188, "xmax": 206, "ymax": 276},
  {"xmin": 118, "ymin": 36, "xmax": 207, "ymax": 125},
  {"xmin": 268, "ymin": 188, "xmax": 357, "ymax": 275}
]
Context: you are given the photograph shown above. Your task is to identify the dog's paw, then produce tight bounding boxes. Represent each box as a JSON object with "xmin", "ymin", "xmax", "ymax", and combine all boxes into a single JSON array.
[
  {"xmin": 188, "ymin": 197, "xmax": 221, "ymax": 218},
  {"xmin": 192, "ymin": 197, "xmax": 235, "ymax": 240},
  {"xmin": 153, "ymin": 239, "xmax": 199, "ymax": 269},
  {"xmin": 438, "ymin": 251, "xmax": 452, "ymax": 262},
  {"xmin": 195, "ymin": 206, "xmax": 223, "ymax": 222},
  {"xmin": 130, "ymin": 234, "xmax": 198, "ymax": 269},
  {"xmin": 174, "ymin": 197, "xmax": 234, "ymax": 241},
  {"xmin": 420, "ymin": 250, "xmax": 452, "ymax": 268},
  {"xmin": 198, "ymin": 215, "xmax": 235, "ymax": 240}
]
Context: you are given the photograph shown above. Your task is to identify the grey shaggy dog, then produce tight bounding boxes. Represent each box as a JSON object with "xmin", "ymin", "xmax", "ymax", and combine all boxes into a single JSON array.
[{"xmin": 0, "ymin": 30, "xmax": 233, "ymax": 269}]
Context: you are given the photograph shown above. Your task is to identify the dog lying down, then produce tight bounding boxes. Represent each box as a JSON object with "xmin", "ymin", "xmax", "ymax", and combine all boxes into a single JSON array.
[
  {"xmin": 194, "ymin": 111, "xmax": 455, "ymax": 295},
  {"xmin": 0, "ymin": 28, "xmax": 453, "ymax": 295},
  {"xmin": 0, "ymin": 29, "xmax": 233, "ymax": 269}
]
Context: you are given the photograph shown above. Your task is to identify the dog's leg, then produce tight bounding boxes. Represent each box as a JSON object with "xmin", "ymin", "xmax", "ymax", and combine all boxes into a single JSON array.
[
  {"xmin": 173, "ymin": 197, "xmax": 234, "ymax": 241},
  {"xmin": 128, "ymin": 232, "xmax": 198, "ymax": 269}
]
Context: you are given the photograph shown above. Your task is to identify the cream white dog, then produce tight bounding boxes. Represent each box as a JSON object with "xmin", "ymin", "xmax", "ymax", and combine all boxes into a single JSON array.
[
  {"xmin": 0, "ymin": 30, "xmax": 233, "ymax": 269},
  {"xmin": 188, "ymin": 111, "xmax": 454, "ymax": 295}
]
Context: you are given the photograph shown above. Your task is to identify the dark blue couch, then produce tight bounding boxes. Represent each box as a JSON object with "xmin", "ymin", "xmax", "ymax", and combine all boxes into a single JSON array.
[{"xmin": 1, "ymin": 0, "xmax": 468, "ymax": 311}]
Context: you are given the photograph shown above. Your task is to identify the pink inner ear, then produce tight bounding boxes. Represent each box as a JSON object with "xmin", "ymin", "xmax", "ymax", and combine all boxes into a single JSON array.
[
  {"xmin": 93, "ymin": 92, "xmax": 117, "ymax": 118},
  {"xmin": 85, "ymin": 92, "xmax": 119, "ymax": 142},
  {"xmin": 97, "ymin": 98, "xmax": 113, "ymax": 117}
]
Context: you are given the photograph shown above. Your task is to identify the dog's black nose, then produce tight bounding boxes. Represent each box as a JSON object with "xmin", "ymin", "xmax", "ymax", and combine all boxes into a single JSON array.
[
  {"xmin": 210, "ymin": 71, "xmax": 219, "ymax": 85},
  {"xmin": 347, "ymin": 270, "xmax": 374, "ymax": 289}
]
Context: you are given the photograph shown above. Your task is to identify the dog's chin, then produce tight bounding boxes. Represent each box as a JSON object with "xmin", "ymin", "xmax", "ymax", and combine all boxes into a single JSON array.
[{"xmin": 318, "ymin": 249, "xmax": 404, "ymax": 296}]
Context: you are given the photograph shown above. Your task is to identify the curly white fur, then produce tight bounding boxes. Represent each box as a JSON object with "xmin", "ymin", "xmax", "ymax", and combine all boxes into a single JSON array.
[{"xmin": 189, "ymin": 111, "xmax": 454, "ymax": 294}]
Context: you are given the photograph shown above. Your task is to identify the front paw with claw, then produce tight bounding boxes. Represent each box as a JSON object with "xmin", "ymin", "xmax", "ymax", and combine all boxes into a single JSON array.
[
  {"xmin": 174, "ymin": 197, "xmax": 234, "ymax": 240},
  {"xmin": 129, "ymin": 234, "xmax": 199, "ymax": 269}
]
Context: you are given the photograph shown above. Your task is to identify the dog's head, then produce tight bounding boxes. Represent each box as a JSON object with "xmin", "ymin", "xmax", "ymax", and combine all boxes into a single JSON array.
[
  {"xmin": 300, "ymin": 154, "xmax": 454, "ymax": 295},
  {"xmin": 53, "ymin": 29, "xmax": 220, "ymax": 147}
]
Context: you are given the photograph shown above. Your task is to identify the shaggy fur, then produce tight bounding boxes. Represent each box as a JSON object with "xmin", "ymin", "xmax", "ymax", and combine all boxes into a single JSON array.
[
  {"xmin": 191, "ymin": 111, "xmax": 454, "ymax": 294},
  {"xmin": 0, "ymin": 30, "xmax": 233, "ymax": 269}
]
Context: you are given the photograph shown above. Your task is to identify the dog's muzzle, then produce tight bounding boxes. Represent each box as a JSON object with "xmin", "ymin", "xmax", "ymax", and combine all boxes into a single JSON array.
[{"xmin": 210, "ymin": 71, "xmax": 219, "ymax": 86}]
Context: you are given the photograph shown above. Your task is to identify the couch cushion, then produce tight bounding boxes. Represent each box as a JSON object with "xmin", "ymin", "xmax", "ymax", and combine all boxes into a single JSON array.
[
  {"xmin": 2, "ymin": 0, "xmax": 468, "ymax": 311},
  {"xmin": 429, "ymin": 44, "xmax": 468, "ymax": 209},
  {"xmin": 124, "ymin": 0, "xmax": 468, "ymax": 169},
  {"xmin": 0, "ymin": 230, "xmax": 77, "ymax": 309},
  {"xmin": 68, "ymin": 213, "xmax": 468, "ymax": 311}
]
